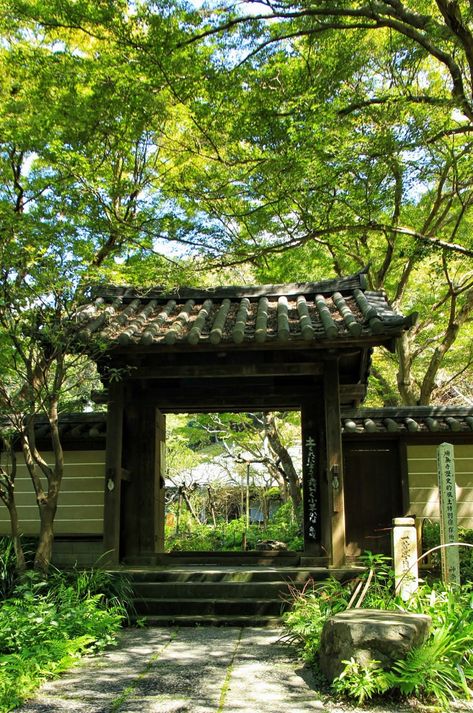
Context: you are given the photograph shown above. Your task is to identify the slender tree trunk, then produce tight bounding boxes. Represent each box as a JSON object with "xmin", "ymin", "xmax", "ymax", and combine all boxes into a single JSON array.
[
  {"xmin": 7, "ymin": 500, "xmax": 26, "ymax": 574},
  {"xmin": 180, "ymin": 486, "xmax": 200, "ymax": 525},
  {"xmin": 396, "ymin": 332, "xmax": 419, "ymax": 405},
  {"xmin": 264, "ymin": 413, "xmax": 302, "ymax": 510},
  {"xmin": 207, "ymin": 486, "xmax": 217, "ymax": 527},
  {"xmin": 34, "ymin": 499, "xmax": 57, "ymax": 573},
  {"xmin": 0, "ymin": 445, "xmax": 26, "ymax": 573}
]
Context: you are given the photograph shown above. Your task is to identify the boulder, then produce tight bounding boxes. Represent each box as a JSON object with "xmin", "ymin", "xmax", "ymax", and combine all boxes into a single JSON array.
[{"xmin": 319, "ymin": 608, "xmax": 431, "ymax": 682}]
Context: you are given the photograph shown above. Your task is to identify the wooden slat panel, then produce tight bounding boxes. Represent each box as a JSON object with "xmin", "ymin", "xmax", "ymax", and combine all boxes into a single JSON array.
[
  {"xmin": 410, "ymin": 486, "xmax": 473, "ymax": 501},
  {"xmin": 11, "ymin": 491, "xmax": 105, "ymax": 507},
  {"xmin": 0, "ymin": 505, "xmax": 103, "ymax": 518},
  {"xmin": 12, "ymin": 467, "xmax": 106, "ymax": 483},
  {"xmin": 407, "ymin": 444, "xmax": 473, "ymax": 459},
  {"xmin": 3, "ymin": 520, "xmax": 104, "ymax": 536},
  {"xmin": 407, "ymin": 444, "xmax": 473, "ymax": 528},
  {"xmin": 0, "ymin": 450, "xmax": 105, "ymax": 537},
  {"xmin": 409, "ymin": 473, "xmax": 472, "ymax": 488},
  {"xmin": 408, "ymin": 459, "xmax": 472, "ymax": 475}
]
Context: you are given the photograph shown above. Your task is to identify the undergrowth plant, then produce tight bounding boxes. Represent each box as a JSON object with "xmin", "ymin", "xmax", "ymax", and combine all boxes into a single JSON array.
[
  {"xmin": 0, "ymin": 542, "xmax": 131, "ymax": 713},
  {"xmin": 423, "ymin": 522, "xmax": 473, "ymax": 582},
  {"xmin": 166, "ymin": 502, "xmax": 303, "ymax": 552},
  {"xmin": 283, "ymin": 551, "xmax": 473, "ymax": 710}
]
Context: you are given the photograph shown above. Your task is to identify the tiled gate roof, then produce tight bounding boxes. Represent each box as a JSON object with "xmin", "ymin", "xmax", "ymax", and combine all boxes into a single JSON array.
[
  {"xmin": 75, "ymin": 273, "xmax": 415, "ymax": 350},
  {"xmin": 342, "ymin": 407, "xmax": 473, "ymax": 434}
]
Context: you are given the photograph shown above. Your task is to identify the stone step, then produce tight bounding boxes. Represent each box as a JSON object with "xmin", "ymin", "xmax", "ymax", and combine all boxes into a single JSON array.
[
  {"xmin": 132, "ymin": 580, "xmax": 302, "ymax": 599},
  {"xmin": 113, "ymin": 565, "xmax": 364, "ymax": 626},
  {"xmin": 113, "ymin": 566, "xmax": 357, "ymax": 583},
  {"xmin": 123, "ymin": 551, "xmax": 316, "ymax": 567},
  {"xmin": 135, "ymin": 613, "xmax": 283, "ymax": 627},
  {"xmin": 134, "ymin": 597, "xmax": 289, "ymax": 616}
]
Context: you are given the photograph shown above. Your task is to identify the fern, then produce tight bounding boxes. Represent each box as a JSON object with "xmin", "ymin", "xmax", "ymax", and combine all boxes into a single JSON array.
[{"xmin": 386, "ymin": 625, "xmax": 473, "ymax": 706}]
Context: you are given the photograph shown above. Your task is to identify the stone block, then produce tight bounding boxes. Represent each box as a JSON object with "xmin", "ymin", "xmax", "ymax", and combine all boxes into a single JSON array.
[{"xmin": 319, "ymin": 608, "xmax": 431, "ymax": 682}]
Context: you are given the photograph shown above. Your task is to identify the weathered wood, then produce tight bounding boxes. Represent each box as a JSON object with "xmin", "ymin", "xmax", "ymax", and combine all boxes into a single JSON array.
[
  {"xmin": 121, "ymin": 399, "xmax": 162, "ymax": 558},
  {"xmin": 124, "ymin": 362, "xmax": 324, "ymax": 379},
  {"xmin": 120, "ymin": 468, "xmax": 131, "ymax": 482},
  {"xmin": 155, "ymin": 410, "xmax": 166, "ymax": 553},
  {"xmin": 102, "ymin": 381, "xmax": 124, "ymax": 565},
  {"xmin": 324, "ymin": 360, "xmax": 346, "ymax": 567},
  {"xmin": 344, "ymin": 441, "xmax": 402, "ymax": 557}
]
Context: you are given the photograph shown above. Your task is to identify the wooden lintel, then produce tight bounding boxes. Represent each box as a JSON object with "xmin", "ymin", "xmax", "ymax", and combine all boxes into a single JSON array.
[
  {"xmin": 127, "ymin": 363, "xmax": 323, "ymax": 379},
  {"xmin": 339, "ymin": 384, "xmax": 366, "ymax": 403}
]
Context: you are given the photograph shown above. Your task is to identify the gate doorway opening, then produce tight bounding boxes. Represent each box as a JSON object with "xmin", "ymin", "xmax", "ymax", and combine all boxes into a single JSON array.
[{"xmin": 163, "ymin": 411, "xmax": 303, "ymax": 554}]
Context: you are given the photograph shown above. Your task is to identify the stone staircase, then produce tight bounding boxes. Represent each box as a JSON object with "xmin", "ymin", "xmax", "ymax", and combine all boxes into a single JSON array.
[{"xmin": 117, "ymin": 552, "xmax": 358, "ymax": 626}]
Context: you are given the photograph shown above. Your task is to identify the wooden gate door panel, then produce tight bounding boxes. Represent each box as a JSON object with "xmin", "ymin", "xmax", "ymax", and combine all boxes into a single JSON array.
[{"xmin": 343, "ymin": 442, "xmax": 402, "ymax": 557}]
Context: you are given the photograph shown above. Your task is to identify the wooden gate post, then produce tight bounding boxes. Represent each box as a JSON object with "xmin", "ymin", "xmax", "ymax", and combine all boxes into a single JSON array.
[
  {"xmin": 102, "ymin": 381, "xmax": 124, "ymax": 565},
  {"xmin": 154, "ymin": 410, "xmax": 166, "ymax": 553},
  {"xmin": 324, "ymin": 359, "xmax": 346, "ymax": 567}
]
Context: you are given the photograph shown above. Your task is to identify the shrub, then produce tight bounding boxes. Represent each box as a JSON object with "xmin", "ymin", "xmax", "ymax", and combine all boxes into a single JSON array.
[
  {"xmin": 422, "ymin": 521, "xmax": 473, "ymax": 582},
  {"xmin": 165, "ymin": 501, "xmax": 303, "ymax": 552},
  {"xmin": 283, "ymin": 552, "xmax": 473, "ymax": 710},
  {"xmin": 0, "ymin": 565, "xmax": 128, "ymax": 712}
]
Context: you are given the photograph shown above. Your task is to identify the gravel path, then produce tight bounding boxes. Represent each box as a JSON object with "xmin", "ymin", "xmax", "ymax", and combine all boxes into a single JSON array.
[{"xmin": 13, "ymin": 627, "xmax": 473, "ymax": 713}]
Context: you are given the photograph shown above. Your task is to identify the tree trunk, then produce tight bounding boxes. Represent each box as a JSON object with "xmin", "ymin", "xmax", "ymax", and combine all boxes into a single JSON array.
[
  {"xmin": 264, "ymin": 413, "xmax": 302, "ymax": 510},
  {"xmin": 0, "ymin": 445, "xmax": 26, "ymax": 573},
  {"xmin": 7, "ymin": 499, "xmax": 26, "ymax": 574},
  {"xmin": 396, "ymin": 332, "xmax": 419, "ymax": 405},
  {"xmin": 34, "ymin": 499, "xmax": 57, "ymax": 573},
  {"xmin": 180, "ymin": 486, "xmax": 200, "ymax": 525}
]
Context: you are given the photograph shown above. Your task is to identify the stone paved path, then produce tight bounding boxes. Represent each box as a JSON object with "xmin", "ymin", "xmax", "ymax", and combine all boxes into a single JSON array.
[{"xmin": 13, "ymin": 627, "xmax": 473, "ymax": 713}]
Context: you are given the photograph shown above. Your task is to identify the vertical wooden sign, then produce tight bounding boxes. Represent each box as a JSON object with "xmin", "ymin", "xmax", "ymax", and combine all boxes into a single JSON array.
[
  {"xmin": 437, "ymin": 442, "xmax": 460, "ymax": 585},
  {"xmin": 303, "ymin": 435, "xmax": 319, "ymax": 543}
]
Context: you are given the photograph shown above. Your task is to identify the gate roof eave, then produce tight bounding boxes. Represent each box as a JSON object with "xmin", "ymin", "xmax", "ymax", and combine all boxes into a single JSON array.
[{"xmin": 73, "ymin": 271, "xmax": 416, "ymax": 362}]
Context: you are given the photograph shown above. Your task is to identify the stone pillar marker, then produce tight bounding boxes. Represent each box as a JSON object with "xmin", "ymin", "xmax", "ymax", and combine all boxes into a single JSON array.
[
  {"xmin": 437, "ymin": 442, "xmax": 460, "ymax": 585},
  {"xmin": 392, "ymin": 517, "xmax": 418, "ymax": 600}
]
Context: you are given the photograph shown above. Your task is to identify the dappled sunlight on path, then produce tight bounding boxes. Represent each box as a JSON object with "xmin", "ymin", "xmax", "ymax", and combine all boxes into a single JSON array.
[{"xmin": 13, "ymin": 626, "xmax": 473, "ymax": 713}]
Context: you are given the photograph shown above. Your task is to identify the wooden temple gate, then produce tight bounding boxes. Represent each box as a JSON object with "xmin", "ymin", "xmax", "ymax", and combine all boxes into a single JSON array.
[{"xmin": 77, "ymin": 271, "xmax": 415, "ymax": 567}]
